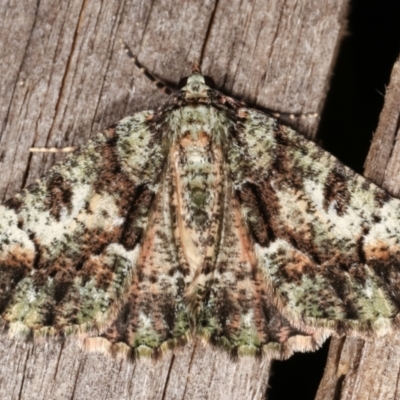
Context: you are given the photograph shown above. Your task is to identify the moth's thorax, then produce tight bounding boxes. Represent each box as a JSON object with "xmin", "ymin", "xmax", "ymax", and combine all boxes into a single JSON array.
[
  {"xmin": 169, "ymin": 105, "xmax": 226, "ymax": 278},
  {"xmin": 167, "ymin": 104, "xmax": 230, "ymax": 145}
]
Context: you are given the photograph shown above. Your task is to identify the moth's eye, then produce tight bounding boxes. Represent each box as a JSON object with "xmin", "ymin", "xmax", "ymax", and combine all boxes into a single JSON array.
[
  {"xmin": 203, "ymin": 76, "xmax": 216, "ymax": 89},
  {"xmin": 178, "ymin": 77, "xmax": 189, "ymax": 89}
]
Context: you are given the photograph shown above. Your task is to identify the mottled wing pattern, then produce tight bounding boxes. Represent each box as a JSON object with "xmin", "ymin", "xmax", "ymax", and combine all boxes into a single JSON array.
[
  {"xmin": 2, "ymin": 68, "xmax": 400, "ymax": 361},
  {"xmin": 229, "ymin": 108, "xmax": 400, "ymax": 348},
  {"xmin": 100, "ymin": 148, "xmax": 194, "ymax": 358},
  {"xmin": 195, "ymin": 168, "xmax": 312, "ymax": 358},
  {"xmin": 0, "ymin": 111, "xmax": 174, "ymax": 342}
]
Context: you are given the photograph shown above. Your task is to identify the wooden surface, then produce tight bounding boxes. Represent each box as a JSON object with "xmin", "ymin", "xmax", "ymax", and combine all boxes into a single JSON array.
[
  {"xmin": 0, "ymin": 0, "xmax": 347, "ymax": 399},
  {"xmin": 315, "ymin": 59, "xmax": 400, "ymax": 400}
]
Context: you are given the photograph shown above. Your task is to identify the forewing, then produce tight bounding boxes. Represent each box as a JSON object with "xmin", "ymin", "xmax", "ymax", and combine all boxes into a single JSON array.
[
  {"xmin": 229, "ymin": 109, "xmax": 400, "ymax": 336},
  {"xmin": 99, "ymin": 159, "xmax": 192, "ymax": 358},
  {"xmin": 197, "ymin": 168, "xmax": 315, "ymax": 358},
  {"xmin": 0, "ymin": 111, "xmax": 167, "ymax": 337}
]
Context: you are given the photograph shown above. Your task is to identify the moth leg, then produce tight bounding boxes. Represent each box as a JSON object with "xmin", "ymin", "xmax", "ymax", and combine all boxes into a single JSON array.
[{"xmin": 29, "ymin": 146, "xmax": 77, "ymax": 153}]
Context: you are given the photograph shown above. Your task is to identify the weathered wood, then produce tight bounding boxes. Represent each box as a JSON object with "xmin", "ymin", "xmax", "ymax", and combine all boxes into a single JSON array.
[
  {"xmin": 0, "ymin": 0, "xmax": 347, "ymax": 398},
  {"xmin": 364, "ymin": 58, "xmax": 400, "ymax": 197},
  {"xmin": 315, "ymin": 58, "xmax": 400, "ymax": 400}
]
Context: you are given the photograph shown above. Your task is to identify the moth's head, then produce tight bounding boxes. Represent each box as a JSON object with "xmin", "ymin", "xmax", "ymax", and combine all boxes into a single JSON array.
[{"xmin": 179, "ymin": 61, "xmax": 215, "ymax": 100}]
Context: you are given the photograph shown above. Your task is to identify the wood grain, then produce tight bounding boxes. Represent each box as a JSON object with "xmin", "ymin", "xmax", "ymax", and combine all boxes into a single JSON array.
[{"xmin": 0, "ymin": 0, "xmax": 347, "ymax": 398}]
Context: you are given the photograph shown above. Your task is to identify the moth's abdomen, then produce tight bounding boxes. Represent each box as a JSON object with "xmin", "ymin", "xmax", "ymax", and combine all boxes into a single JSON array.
[{"xmin": 171, "ymin": 127, "xmax": 224, "ymax": 278}]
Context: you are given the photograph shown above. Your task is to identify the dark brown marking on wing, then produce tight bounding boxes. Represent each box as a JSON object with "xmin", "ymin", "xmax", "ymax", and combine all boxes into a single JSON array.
[
  {"xmin": 0, "ymin": 263, "xmax": 28, "ymax": 314},
  {"xmin": 271, "ymin": 125, "xmax": 308, "ymax": 191},
  {"xmin": 322, "ymin": 266, "xmax": 360, "ymax": 320},
  {"xmin": 374, "ymin": 188, "xmax": 391, "ymax": 207},
  {"xmin": 103, "ymin": 301, "xmax": 134, "ymax": 344},
  {"xmin": 323, "ymin": 166, "xmax": 351, "ymax": 216},
  {"xmin": 356, "ymin": 227, "xmax": 369, "ymax": 265},
  {"xmin": 237, "ymin": 183, "xmax": 275, "ymax": 246},
  {"xmin": 45, "ymin": 174, "xmax": 74, "ymax": 220},
  {"xmin": 120, "ymin": 185, "xmax": 154, "ymax": 250},
  {"xmin": 4, "ymin": 197, "xmax": 24, "ymax": 213}
]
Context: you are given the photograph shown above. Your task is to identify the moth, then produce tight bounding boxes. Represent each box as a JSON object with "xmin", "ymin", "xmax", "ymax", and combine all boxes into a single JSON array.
[{"xmin": 1, "ymin": 62, "xmax": 399, "ymax": 361}]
